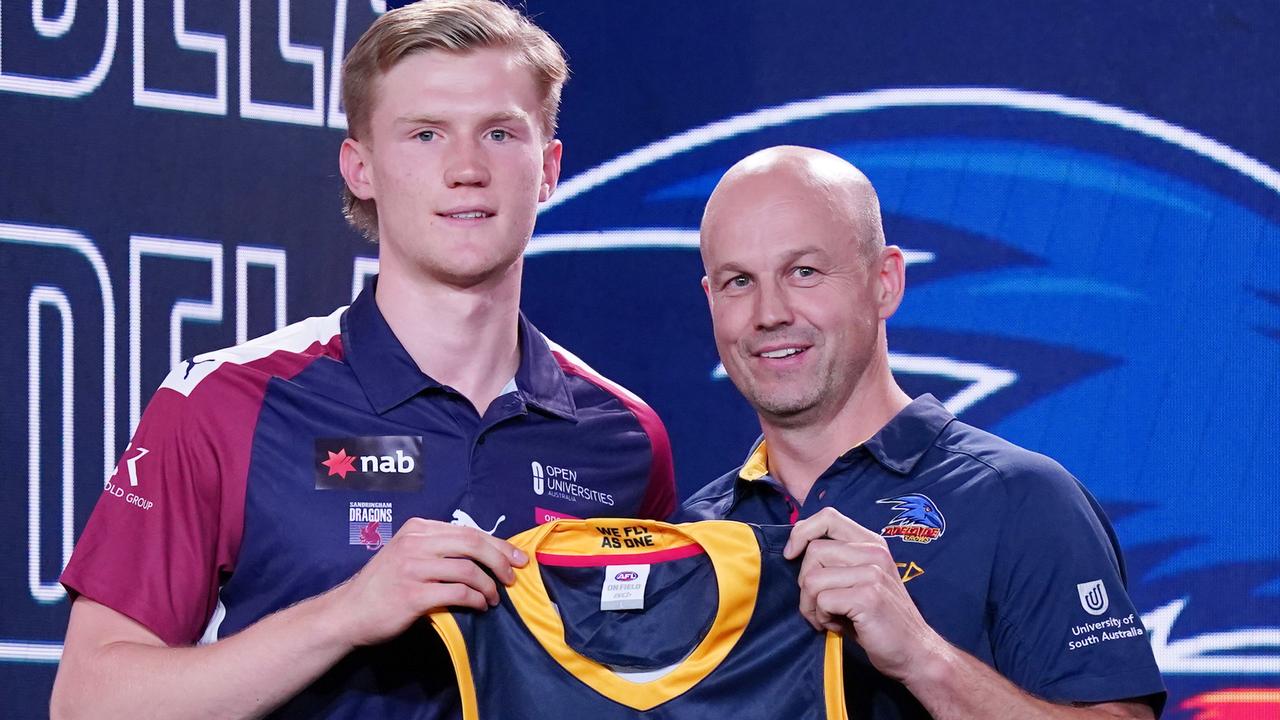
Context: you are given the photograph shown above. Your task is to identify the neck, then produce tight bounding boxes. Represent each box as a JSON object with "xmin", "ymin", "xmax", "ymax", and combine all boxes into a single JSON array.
[
  {"xmin": 374, "ymin": 259, "xmax": 523, "ymax": 416},
  {"xmin": 759, "ymin": 347, "xmax": 911, "ymax": 504}
]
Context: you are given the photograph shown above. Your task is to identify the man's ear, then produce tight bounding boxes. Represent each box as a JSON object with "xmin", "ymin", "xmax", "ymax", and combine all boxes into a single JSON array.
[
  {"xmin": 538, "ymin": 139, "xmax": 564, "ymax": 203},
  {"xmin": 702, "ymin": 275, "xmax": 715, "ymax": 310},
  {"xmin": 875, "ymin": 246, "xmax": 907, "ymax": 320},
  {"xmin": 339, "ymin": 138, "xmax": 375, "ymax": 201}
]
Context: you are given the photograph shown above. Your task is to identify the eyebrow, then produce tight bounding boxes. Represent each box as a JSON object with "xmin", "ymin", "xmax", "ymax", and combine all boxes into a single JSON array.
[
  {"xmin": 394, "ymin": 110, "xmax": 531, "ymax": 127},
  {"xmin": 709, "ymin": 246, "xmax": 828, "ymax": 276}
]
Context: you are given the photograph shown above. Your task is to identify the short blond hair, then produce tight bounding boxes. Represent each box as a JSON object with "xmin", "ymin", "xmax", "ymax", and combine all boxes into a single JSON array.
[{"xmin": 341, "ymin": 0, "xmax": 569, "ymax": 239}]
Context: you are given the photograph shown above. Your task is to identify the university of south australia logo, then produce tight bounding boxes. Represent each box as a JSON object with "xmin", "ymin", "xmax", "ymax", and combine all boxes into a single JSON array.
[{"xmin": 1077, "ymin": 580, "xmax": 1109, "ymax": 616}]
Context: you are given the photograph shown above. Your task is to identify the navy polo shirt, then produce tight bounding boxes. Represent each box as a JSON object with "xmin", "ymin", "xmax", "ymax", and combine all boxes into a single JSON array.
[
  {"xmin": 678, "ymin": 395, "xmax": 1166, "ymax": 718},
  {"xmin": 64, "ymin": 280, "xmax": 675, "ymax": 719}
]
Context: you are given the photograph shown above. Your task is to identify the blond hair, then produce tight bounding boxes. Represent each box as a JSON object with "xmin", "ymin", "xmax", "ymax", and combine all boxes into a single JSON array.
[{"xmin": 341, "ymin": 0, "xmax": 569, "ymax": 239}]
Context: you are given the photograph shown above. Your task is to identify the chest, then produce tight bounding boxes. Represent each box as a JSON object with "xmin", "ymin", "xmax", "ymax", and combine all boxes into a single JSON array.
[{"xmin": 223, "ymin": 383, "xmax": 653, "ymax": 611}]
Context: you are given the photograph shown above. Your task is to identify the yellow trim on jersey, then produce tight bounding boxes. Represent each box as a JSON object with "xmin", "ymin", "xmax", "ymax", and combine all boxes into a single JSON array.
[
  {"xmin": 505, "ymin": 519, "xmax": 761, "ymax": 711},
  {"xmin": 428, "ymin": 610, "xmax": 479, "ymax": 720},
  {"xmin": 824, "ymin": 630, "xmax": 848, "ymax": 719},
  {"xmin": 739, "ymin": 441, "xmax": 770, "ymax": 480}
]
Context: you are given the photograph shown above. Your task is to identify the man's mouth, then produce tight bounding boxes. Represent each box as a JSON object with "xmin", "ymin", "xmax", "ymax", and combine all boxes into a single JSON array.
[
  {"xmin": 439, "ymin": 208, "xmax": 495, "ymax": 220},
  {"xmin": 759, "ymin": 347, "xmax": 805, "ymax": 359}
]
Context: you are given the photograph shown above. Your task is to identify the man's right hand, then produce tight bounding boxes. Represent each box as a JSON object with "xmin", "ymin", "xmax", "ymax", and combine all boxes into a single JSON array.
[
  {"xmin": 53, "ymin": 517, "xmax": 529, "ymax": 719},
  {"xmin": 327, "ymin": 517, "xmax": 529, "ymax": 648}
]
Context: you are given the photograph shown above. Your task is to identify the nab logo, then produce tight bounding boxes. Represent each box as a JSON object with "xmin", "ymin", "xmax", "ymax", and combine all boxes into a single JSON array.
[
  {"xmin": 320, "ymin": 448, "xmax": 415, "ymax": 477},
  {"xmin": 532, "ymin": 460, "xmax": 545, "ymax": 495},
  {"xmin": 1077, "ymin": 580, "xmax": 1109, "ymax": 616},
  {"xmin": 614, "ymin": 570, "xmax": 640, "ymax": 582},
  {"xmin": 315, "ymin": 436, "xmax": 424, "ymax": 492}
]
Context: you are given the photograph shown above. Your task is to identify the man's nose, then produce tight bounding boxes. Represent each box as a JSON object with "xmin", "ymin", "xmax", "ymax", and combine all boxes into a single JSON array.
[
  {"xmin": 444, "ymin": 138, "xmax": 491, "ymax": 187},
  {"xmin": 752, "ymin": 279, "xmax": 794, "ymax": 330}
]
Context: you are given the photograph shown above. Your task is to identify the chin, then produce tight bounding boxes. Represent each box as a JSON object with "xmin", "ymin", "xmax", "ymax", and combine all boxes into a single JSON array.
[
  {"xmin": 746, "ymin": 386, "xmax": 825, "ymax": 421},
  {"xmin": 432, "ymin": 255, "xmax": 522, "ymax": 288}
]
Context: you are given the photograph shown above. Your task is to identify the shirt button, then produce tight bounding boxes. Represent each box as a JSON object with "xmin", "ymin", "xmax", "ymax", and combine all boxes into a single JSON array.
[{"xmin": 818, "ymin": 490, "xmax": 827, "ymax": 500}]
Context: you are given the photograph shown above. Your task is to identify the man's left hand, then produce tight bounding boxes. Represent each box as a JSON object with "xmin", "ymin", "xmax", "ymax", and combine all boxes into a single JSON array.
[{"xmin": 783, "ymin": 506, "xmax": 950, "ymax": 682}]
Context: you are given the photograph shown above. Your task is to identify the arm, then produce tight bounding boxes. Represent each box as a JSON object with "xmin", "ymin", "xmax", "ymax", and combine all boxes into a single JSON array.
[
  {"xmin": 51, "ymin": 519, "xmax": 526, "ymax": 720},
  {"xmin": 785, "ymin": 508, "xmax": 1156, "ymax": 720}
]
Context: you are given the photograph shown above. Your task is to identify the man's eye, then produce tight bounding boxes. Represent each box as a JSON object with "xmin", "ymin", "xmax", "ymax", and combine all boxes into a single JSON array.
[
  {"xmin": 794, "ymin": 266, "xmax": 816, "ymax": 278},
  {"xmin": 489, "ymin": 129, "xmax": 510, "ymax": 141},
  {"xmin": 416, "ymin": 130, "xmax": 435, "ymax": 142},
  {"xmin": 729, "ymin": 275, "xmax": 751, "ymax": 288}
]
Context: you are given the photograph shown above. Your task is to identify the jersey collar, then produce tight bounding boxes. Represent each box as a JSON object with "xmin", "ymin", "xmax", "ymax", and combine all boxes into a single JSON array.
[
  {"xmin": 343, "ymin": 277, "xmax": 577, "ymax": 420},
  {"xmin": 736, "ymin": 394, "xmax": 954, "ymax": 481}
]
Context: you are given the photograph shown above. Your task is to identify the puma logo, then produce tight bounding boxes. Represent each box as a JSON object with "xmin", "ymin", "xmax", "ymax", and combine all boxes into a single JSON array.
[
  {"xmin": 450, "ymin": 509, "xmax": 506, "ymax": 536},
  {"xmin": 183, "ymin": 356, "xmax": 216, "ymax": 379}
]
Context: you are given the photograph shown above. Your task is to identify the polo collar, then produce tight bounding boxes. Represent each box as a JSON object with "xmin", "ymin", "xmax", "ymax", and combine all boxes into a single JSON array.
[
  {"xmin": 736, "ymin": 394, "xmax": 953, "ymax": 481},
  {"xmin": 343, "ymin": 278, "xmax": 577, "ymax": 420}
]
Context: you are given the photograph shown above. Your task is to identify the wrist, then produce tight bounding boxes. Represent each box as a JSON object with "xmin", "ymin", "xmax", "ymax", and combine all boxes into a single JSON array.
[
  {"xmin": 901, "ymin": 631, "xmax": 960, "ymax": 695},
  {"xmin": 305, "ymin": 582, "xmax": 361, "ymax": 653}
]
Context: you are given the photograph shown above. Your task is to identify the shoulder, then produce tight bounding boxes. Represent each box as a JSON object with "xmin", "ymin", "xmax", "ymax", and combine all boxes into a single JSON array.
[
  {"xmin": 543, "ymin": 337, "xmax": 669, "ymax": 436},
  {"xmin": 933, "ymin": 421, "xmax": 1118, "ymax": 560},
  {"xmin": 159, "ymin": 307, "xmax": 346, "ymax": 400},
  {"xmin": 675, "ymin": 467, "xmax": 742, "ymax": 521},
  {"xmin": 929, "ymin": 419, "xmax": 1082, "ymax": 502}
]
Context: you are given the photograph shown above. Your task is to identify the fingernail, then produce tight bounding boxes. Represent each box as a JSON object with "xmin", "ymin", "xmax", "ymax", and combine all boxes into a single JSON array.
[{"xmin": 513, "ymin": 549, "xmax": 528, "ymax": 564}]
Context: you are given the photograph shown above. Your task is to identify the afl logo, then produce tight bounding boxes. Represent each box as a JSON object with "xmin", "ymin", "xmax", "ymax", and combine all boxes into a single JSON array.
[
  {"xmin": 614, "ymin": 571, "xmax": 640, "ymax": 582},
  {"xmin": 531, "ymin": 461, "xmax": 545, "ymax": 495}
]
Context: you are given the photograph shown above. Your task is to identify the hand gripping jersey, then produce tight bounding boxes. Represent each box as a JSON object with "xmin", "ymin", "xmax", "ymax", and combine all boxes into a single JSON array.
[{"xmin": 430, "ymin": 519, "xmax": 846, "ymax": 719}]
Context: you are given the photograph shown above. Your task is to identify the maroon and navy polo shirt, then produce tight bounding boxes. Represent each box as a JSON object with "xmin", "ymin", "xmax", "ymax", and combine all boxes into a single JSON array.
[
  {"xmin": 62, "ymin": 280, "xmax": 675, "ymax": 719},
  {"xmin": 677, "ymin": 394, "xmax": 1166, "ymax": 719}
]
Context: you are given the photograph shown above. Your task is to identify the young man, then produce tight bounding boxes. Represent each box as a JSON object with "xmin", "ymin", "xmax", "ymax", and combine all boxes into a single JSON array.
[
  {"xmin": 679, "ymin": 146, "xmax": 1165, "ymax": 719},
  {"xmin": 52, "ymin": 2, "xmax": 674, "ymax": 717}
]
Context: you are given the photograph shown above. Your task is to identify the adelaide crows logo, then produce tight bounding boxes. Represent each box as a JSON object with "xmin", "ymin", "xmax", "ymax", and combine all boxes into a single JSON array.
[
  {"xmin": 877, "ymin": 494, "xmax": 946, "ymax": 544},
  {"xmin": 525, "ymin": 87, "xmax": 1280, "ymax": 706}
]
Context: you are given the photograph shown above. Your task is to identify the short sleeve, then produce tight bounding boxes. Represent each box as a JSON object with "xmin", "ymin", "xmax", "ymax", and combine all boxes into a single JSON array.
[
  {"xmin": 637, "ymin": 418, "xmax": 676, "ymax": 520},
  {"xmin": 61, "ymin": 382, "xmax": 248, "ymax": 646},
  {"xmin": 988, "ymin": 455, "xmax": 1166, "ymax": 710}
]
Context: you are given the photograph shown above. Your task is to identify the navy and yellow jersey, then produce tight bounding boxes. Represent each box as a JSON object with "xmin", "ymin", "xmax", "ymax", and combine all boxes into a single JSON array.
[{"xmin": 430, "ymin": 519, "xmax": 846, "ymax": 719}]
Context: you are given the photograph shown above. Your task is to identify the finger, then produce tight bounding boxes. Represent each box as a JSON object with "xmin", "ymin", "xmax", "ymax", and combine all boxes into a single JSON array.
[
  {"xmin": 783, "ymin": 507, "xmax": 877, "ymax": 559},
  {"xmin": 406, "ymin": 530, "xmax": 523, "ymax": 585},
  {"xmin": 802, "ymin": 538, "xmax": 895, "ymax": 571},
  {"xmin": 397, "ymin": 519, "xmax": 528, "ymax": 568},
  {"xmin": 419, "ymin": 582, "xmax": 490, "ymax": 612},
  {"xmin": 415, "ymin": 558, "xmax": 501, "ymax": 607},
  {"xmin": 809, "ymin": 564, "xmax": 909, "ymax": 626},
  {"xmin": 799, "ymin": 561, "xmax": 880, "ymax": 631}
]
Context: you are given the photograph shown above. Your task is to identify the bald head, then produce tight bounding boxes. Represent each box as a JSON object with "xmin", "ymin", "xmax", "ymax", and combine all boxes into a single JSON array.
[
  {"xmin": 701, "ymin": 146, "xmax": 885, "ymax": 268},
  {"xmin": 697, "ymin": 146, "xmax": 906, "ymax": 431}
]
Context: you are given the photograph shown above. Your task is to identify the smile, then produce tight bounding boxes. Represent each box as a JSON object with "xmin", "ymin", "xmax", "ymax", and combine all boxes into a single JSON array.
[
  {"xmin": 442, "ymin": 210, "xmax": 494, "ymax": 219},
  {"xmin": 757, "ymin": 347, "xmax": 806, "ymax": 359}
]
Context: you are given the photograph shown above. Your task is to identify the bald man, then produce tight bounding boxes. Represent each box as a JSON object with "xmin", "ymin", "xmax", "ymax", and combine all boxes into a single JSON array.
[{"xmin": 679, "ymin": 147, "xmax": 1166, "ymax": 719}]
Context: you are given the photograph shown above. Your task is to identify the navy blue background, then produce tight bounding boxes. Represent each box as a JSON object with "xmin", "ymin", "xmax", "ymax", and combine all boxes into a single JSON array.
[{"xmin": 2, "ymin": 1, "xmax": 1278, "ymax": 717}]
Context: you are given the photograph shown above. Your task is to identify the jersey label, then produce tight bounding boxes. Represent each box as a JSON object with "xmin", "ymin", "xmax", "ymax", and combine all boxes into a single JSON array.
[
  {"xmin": 315, "ymin": 436, "xmax": 423, "ymax": 492},
  {"xmin": 601, "ymin": 564, "xmax": 651, "ymax": 611}
]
